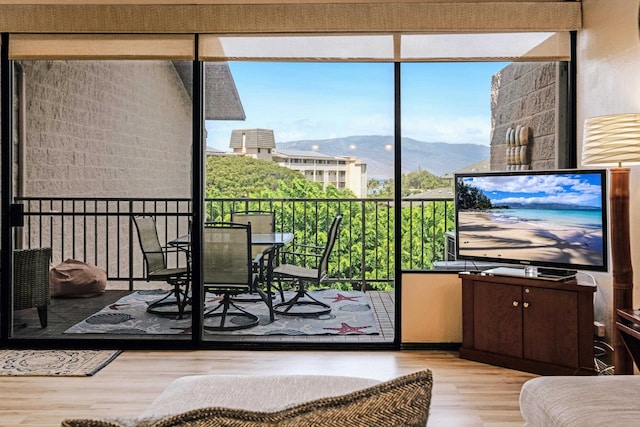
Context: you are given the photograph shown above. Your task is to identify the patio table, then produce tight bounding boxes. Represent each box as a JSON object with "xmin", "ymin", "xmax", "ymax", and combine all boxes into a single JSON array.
[
  {"xmin": 169, "ymin": 232, "xmax": 294, "ymax": 248},
  {"xmin": 169, "ymin": 232, "xmax": 294, "ymax": 321}
]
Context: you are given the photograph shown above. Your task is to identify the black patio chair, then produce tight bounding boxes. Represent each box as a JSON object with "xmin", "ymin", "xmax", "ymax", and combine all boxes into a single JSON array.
[
  {"xmin": 272, "ymin": 214, "xmax": 342, "ymax": 317},
  {"xmin": 203, "ymin": 222, "xmax": 274, "ymax": 331},
  {"xmin": 231, "ymin": 210, "xmax": 275, "ymax": 257},
  {"xmin": 230, "ymin": 210, "xmax": 277, "ymax": 300},
  {"xmin": 132, "ymin": 215, "xmax": 191, "ymax": 319}
]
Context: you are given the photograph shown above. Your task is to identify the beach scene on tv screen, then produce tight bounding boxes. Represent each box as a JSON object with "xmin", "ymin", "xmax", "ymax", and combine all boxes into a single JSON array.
[{"xmin": 456, "ymin": 172, "xmax": 605, "ymax": 267}]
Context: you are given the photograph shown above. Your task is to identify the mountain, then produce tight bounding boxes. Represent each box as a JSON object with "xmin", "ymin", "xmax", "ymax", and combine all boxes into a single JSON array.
[{"xmin": 276, "ymin": 135, "xmax": 489, "ymax": 180}]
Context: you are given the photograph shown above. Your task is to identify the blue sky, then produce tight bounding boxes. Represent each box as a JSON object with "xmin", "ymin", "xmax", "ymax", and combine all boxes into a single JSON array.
[
  {"xmin": 206, "ymin": 62, "xmax": 508, "ymax": 151},
  {"xmin": 463, "ymin": 173, "xmax": 604, "ymax": 208}
]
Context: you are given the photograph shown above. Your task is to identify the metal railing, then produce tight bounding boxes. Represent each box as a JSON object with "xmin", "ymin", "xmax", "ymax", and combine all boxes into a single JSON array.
[{"xmin": 15, "ymin": 196, "xmax": 455, "ymax": 290}]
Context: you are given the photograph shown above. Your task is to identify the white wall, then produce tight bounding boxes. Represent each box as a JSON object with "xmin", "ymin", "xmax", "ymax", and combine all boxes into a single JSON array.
[{"xmin": 578, "ymin": 0, "xmax": 640, "ymax": 339}]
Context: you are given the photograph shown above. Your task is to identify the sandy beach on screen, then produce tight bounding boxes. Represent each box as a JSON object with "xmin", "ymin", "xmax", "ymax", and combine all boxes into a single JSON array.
[{"xmin": 457, "ymin": 211, "xmax": 603, "ymax": 266}]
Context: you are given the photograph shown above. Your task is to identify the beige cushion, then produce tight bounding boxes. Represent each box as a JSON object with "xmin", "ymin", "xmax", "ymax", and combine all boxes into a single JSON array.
[
  {"xmin": 141, "ymin": 373, "xmax": 382, "ymax": 416},
  {"xmin": 61, "ymin": 370, "xmax": 432, "ymax": 427},
  {"xmin": 520, "ymin": 375, "xmax": 640, "ymax": 427},
  {"xmin": 50, "ymin": 259, "xmax": 107, "ymax": 298}
]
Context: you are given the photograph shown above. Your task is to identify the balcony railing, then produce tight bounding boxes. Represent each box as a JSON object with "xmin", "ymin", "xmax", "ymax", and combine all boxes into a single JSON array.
[{"xmin": 15, "ymin": 196, "xmax": 455, "ymax": 291}]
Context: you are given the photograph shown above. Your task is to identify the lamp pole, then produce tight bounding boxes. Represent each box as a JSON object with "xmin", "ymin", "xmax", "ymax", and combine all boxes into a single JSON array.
[
  {"xmin": 610, "ymin": 167, "xmax": 634, "ymax": 374},
  {"xmin": 582, "ymin": 113, "xmax": 640, "ymax": 375}
]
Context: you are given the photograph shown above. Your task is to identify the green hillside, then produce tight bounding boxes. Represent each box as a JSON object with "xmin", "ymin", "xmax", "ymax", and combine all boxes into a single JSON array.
[
  {"xmin": 369, "ymin": 168, "xmax": 451, "ymax": 198},
  {"xmin": 207, "ymin": 155, "xmax": 451, "ymax": 199},
  {"xmin": 205, "ymin": 155, "xmax": 355, "ymax": 198}
]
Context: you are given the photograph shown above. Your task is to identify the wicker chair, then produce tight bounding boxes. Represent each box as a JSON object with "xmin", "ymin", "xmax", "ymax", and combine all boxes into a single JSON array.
[
  {"xmin": 273, "ymin": 215, "xmax": 342, "ymax": 317},
  {"xmin": 13, "ymin": 247, "xmax": 52, "ymax": 328}
]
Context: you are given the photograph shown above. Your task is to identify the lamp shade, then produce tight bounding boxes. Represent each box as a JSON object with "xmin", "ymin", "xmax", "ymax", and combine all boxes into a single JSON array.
[{"xmin": 582, "ymin": 113, "xmax": 640, "ymax": 167}]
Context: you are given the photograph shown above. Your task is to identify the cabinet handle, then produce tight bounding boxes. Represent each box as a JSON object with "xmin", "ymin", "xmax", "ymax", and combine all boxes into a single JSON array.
[
  {"xmin": 523, "ymin": 302, "xmax": 530, "ymax": 308},
  {"xmin": 512, "ymin": 301, "xmax": 519, "ymax": 307}
]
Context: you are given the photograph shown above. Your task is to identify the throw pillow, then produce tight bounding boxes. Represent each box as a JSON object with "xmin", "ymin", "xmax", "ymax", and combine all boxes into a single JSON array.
[{"xmin": 61, "ymin": 369, "xmax": 432, "ymax": 427}]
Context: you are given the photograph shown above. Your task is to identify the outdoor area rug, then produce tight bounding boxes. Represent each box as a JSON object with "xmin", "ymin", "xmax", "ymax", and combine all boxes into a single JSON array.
[
  {"xmin": 64, "ymin": 289, "xmax": 380, "ymax": 336},
  {"xmin": 0, "ymin": 349, "xmax": 121, "ymax": 376}
]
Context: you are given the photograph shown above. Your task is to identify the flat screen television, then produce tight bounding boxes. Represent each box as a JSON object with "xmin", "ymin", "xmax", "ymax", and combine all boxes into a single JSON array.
[{"xmin": 454, "ymin": 169, "xmax": 608, "ymax": 272}]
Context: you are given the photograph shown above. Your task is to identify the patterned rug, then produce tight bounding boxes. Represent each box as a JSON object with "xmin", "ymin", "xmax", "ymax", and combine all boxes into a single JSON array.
[
  {"xmin": 0, "ymin": 349, "xmax": 121, "ymax": 376},
  {"xmin": 64, "ymin": 289, "xmax": 380, "ymax": 336}
]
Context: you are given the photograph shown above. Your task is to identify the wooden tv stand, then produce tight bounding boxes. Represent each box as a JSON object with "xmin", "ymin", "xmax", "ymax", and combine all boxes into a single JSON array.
[{"xmin": 459, "ymin": 272, "xmax": 596, "ymax": 375}]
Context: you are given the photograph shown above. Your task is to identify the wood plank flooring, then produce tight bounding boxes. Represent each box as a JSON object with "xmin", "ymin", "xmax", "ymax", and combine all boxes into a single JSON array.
[{"xmin": 0, "ymin": 350, "xmax": 537, "ymax": 426}]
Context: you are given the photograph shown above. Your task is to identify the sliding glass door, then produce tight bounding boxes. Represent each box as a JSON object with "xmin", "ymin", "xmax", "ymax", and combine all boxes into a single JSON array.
[
  {"xmin": 200, "ymin": 35, "xmax": 397, "ymax": 344},
  {"xmin": 5, "ymin": 35, "xmax": 195, "ymax": 342}
]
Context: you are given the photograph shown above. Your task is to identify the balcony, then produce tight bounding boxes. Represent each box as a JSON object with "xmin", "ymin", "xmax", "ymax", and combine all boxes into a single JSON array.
[{"xmin": 11, "ymin": 195, "xmax": 454, "ymax": 344}]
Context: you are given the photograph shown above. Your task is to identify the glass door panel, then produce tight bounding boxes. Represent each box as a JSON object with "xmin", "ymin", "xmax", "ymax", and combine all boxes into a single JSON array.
[
  {"xmin": 8, "ymin": 35, "xmax": 195, "ymax": 342},
  {"xmin": 400, "ymin": 60, "xmax": 569, "ymax": 271},
  {"xmin": 202, "ymin": 60, "xmax": 396, "ymax": 344}
]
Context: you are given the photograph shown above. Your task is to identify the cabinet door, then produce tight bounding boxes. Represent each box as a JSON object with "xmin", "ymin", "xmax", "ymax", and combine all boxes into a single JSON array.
[
  {"xmin": 522, "ymin": 287, "xmax": 578, "ymax": 367},
  {"xmin": 473, "ymin": 281, "xmax": 523, "ymax": 358}
]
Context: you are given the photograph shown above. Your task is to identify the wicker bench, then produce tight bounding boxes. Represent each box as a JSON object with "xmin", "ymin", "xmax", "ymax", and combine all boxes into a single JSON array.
[{"xmin": 62, "ymin": 370, "xmax": 433, "ymax": 426}]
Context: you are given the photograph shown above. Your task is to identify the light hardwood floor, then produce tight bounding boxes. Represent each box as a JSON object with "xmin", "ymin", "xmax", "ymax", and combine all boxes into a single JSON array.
[{"xmin": 0, "ymin": 350, "xmax": 537, "ymax": 426}]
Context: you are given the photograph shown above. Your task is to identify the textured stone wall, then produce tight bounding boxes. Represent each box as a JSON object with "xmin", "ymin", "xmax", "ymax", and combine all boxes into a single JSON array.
[
  {"xmin": 13, "ymin": 60, "xmax": 193, "ymax": 276},
  {"xmin": 490, "ymin": 62, "xmax": 559, "ymax": 171},
  {"xmin": 20, "ymin": 60, "xmax": 192, "ymax": 198}
]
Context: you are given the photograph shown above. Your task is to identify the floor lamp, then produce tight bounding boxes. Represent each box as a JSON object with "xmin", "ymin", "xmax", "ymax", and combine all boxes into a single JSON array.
[{"xmin": 583, "ymin": 113, "xmax": 640, "ymax": 375}]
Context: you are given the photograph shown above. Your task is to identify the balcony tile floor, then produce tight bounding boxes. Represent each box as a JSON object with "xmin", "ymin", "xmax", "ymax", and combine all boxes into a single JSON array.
[
  {"xmin": 206, "ymin": 290, "xmax": 395, "ymax": 344},
  {"xmin": 12, "ymin": 290, "xmax": 395, "ymax": 344}
]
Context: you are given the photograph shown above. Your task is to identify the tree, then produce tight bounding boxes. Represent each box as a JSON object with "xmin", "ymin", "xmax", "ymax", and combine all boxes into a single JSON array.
[
  {"xmin": 368, "ymin": 169, "xmax": 450, "ymax": 198},
  {"xmin": 206, "ymin": 155, "xmax": 356, "ymax": 199},
  {"xmin": 455, "ymin": 181, "xmax": 492, "ymax": 210},
  {"xmin": 205, "ymin": 156, "xmax": 309, "ymax": 197},
  {"xmin": 205, "ymin": 155, "xmax": 455, "ymax": 290},
  {"xmin": 402, "ymin": 168, "xmax": 450, "ymax": 196}
]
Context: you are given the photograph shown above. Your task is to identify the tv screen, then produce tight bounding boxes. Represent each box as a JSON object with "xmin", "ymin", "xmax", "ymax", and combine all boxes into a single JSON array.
[{"xmin": 455, "ymin": 169, "xmax": 608, "ymax": 272}]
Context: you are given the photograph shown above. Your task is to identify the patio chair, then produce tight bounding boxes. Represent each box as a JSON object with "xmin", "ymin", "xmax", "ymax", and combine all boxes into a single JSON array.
[
  {"xmin": 231, "ymin": 210, "xmax": 275, "ymax": 254},
  {"xmin": 230, "ymin": 210, "xmax": 276, "ymax": 300},
  {"xmin": 203, "ymin": 222, "xmax": 274, "ymax": 331},
  {"xmin": 13, "ymin": 247, "xmax": 52, "ymax": 328},
  {"xmin": 272, "ymin": 214, "xmax": 342, "ymax": 317},
  {"xmin": 132, "ymin": 215, "xmax": 191, "ymax": 319}
]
